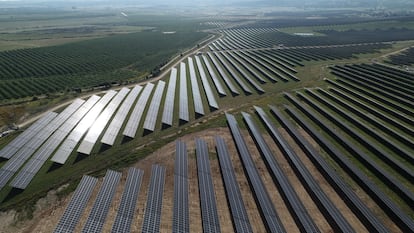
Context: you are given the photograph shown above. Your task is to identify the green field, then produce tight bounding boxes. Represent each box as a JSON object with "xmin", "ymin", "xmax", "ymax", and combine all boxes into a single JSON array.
[{"xmin": 0, "ymin": 10, "xmax": 210, "ymax": 102}]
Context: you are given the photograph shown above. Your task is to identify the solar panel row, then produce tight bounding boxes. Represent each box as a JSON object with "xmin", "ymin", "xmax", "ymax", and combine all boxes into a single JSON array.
[
  {"xmin": 220, "ymin": 52, "xmax": 265, "ymax": 93},
  {"xmin": 188, "ymin": 57, "xmax": 205, "ymax": 116},
  {"xmin": 241, "ymin": 111, "xmax": 319, "ymax": 233},
  {"xmin": 205, "ymin": 53, "xmax": 240, "ymax": 95},
  {"xmin": 52, "ymin": 91, "xmax": 117, "ymax": 164},
  {"xmin": 0, "ymin": 112, "xmax": 60, "ymax": 189},
  {"xmin": 82, "ymin": 169, "xmax": 122, "ymax": 233},
  {"xmin": 234, "ymin": 51, "xmax": 277, "ymax": 82},
  {"xmin": 143, "ymin": 81, "xmax": 166, "ymax": 132},
  {"xmin": 227, "ymin": 51, "xmax": 267, "ymax": 83},
  {"xmin": 123, "ymin": 83, "xmax": 155, "ymax": 138},
  {"xmin": 78, "ymin": 88, "xmax": 130, "ymax": 155},
  {"xmin": 54, "ymin": 175, "xmax": 98, "ymax": 233},
  {"xmin": 161, "ymin": 68, "xmax": 177, "ymax": 126},
  {"xmin": 195, "ymin": 138, "xmax": 221, "ymax": 233},
  {"xmin": 195, "ymin": 56, "xmax": 219, "ymax": 110},
  {"xmin": 0, "ymin": 110, "xmax": 59, "ymax": 159},
  {"xmin": 172, "ymin": 141, "xmax": 189, "ymax": 233},
  {"xmin": 214, "ymin": 52, "xmax": 253, "ymax": 94},
  {"xmin": 141, "ymin": 164, "xmax": 166, "ymax": 233},
  {"xmin": 201, "ymin": 54, "xmax": 227, "ymax": 96},
  {"xmin": 0, "ymin": 109, "xmax": 60, "ymax": 159},
  {"xmin": 111, "ymin": 167, "xmax": 144, "ymax": 233},
  {"xmin": 101, "ymin": 85, "xmax": 143, "ymax": 146},
  {"xmin": 266, "ymin": 105, "xmax": 393, "ymax": 233},
  {"xmin": 10, "ymin": 98, "xmax": 101, "ymax": 189},
  {"xmin": 225, "ymin": 113, "xmax": 285, "ymax": 233},
  {"xmin": 215, "ymin": 136, "xmax": 253, "ymax": 233},
  {"xmin": 179, "ymin": 62, "xmax": 189, "ymax": 122}
]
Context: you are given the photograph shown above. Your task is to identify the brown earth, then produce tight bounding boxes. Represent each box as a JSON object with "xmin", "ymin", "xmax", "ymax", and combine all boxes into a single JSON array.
[{"xmin": 0, "ymin": 127, "xmax": 402, "ymax": 233}]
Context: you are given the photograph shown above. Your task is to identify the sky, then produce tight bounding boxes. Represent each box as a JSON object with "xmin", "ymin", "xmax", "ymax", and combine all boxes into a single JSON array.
[{"xmin": 0, "ymin": 0, "xmax": 413, "ymax": 9}]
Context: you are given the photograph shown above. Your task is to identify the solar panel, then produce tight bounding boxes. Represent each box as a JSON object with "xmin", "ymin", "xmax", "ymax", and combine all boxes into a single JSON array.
[
  {"xmin": 143, "ymin": 81, "xmax": 166, "ymax": 132},
  {"xmin": 188, "ymin": 57, "xmax": 205, "ymax": 116},
  {"xmin": 141, "ymin": 165, "xmax": 166, "ymax": 233},
  {"xmin": 205, "ymin": 53, "xmax": 240, "ymax": 95},
  {"xmin": 54, "ymin": 175, "xmax": 98, "ymax": 233},
  {"xmin": 123, "ymin": 83, "xmax": 155, "ymax": 138},
  {"xmin": 82, "ymin": 170, "xmax": 122, "ymax": 233},
  {"xmin": 161, "ymin": 68, "xmax": 177, "ymax": 126},
  {"xmin": 195, "ymin": 138, "xmax": 221, "ymax": 233},
  {"xmin": 215, "ymin": 136, "xmax": 253, "ymax": 233},
  {"xmin": 111, "ymin": 167, "xmax": 144, "ymax": 233},
  {"xmin": 51, "ymin": 91, "xmax": 116, "ymax": 164},
  {"xmin": 214, "ymin": 52, "xmax": 253, "ymax": 94},
  {"xmin": 101, "ymin": 85, "xmax": 143, "ymax": 146},
  {"xmin": 242, "ymin": 111, "xmax": 319, "ymax": 232},
  {"xmin": 10, "ymin": 96, "xmax": 99, "ymax": 191},
  {"xmin": 201, "ymin": 55, "xmax": 227, "ymax": 96},
  {"xmin": 225, "ymin": 113, "xmax": 285, "ymax": 233},
  {"xmin": 172, "ymin": 141, "xmax": 189, "ymax": 233},
  {"xmin": 0, "ymin": 110, "xmax": 58, "ymax": 159},
  {"xmin": 1, "ymin": 106, "xmax": 82, "ymax": 189},
  {"xmin": 77, "ymin": 88, "xmax": 130, "ymax": 155},
  {"xmin": 179, "ymin": 62, "xmax": 189, "ymax": 122},
  {"xmin": 195, "ymin": 56, "xmax": 219, "ymax": 110}
]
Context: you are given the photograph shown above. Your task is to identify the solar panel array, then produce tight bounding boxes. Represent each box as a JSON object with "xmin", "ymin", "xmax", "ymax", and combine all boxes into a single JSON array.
[
  {"xmin": 195, "ymin": 138, "xmax": 221, "ymax": 233},
  {"xmin": 54, "ymin": 175, "xmax": 98, "ymax": 233},
  {"xmin": 0, "ymin": 112, "xmax": 56, "ymax": 159},
  {"xmin": 0, "ymin": 112, "xmax": 60, "ymax": 189},
  {"xmin": 225, "ymin": 113, "xmax": 285, "ymax": 233},
  {"xmin": 214, "ymin": 52, "xmax": 253, "ymax": 94},
  {"xmin": 201, "ymin": 54, "xmax": 227, "ymax": 96},
  {"xmin": 82, "ymin": 169, "xmax": 122, "ymax": 233},
  {"xmin": 206, "ymin": 53, "xmax": 240, "ymax": 95},
  {"xmin": 172, "ymin": 141, "xmax": 190, "ymax": 233},
  {"xmin": 215, "ymin": 136, "xmax": 253, "ymax": 233},
  {"xmin": 221, "ymin": 52, "xmax": 265, "ymax": 93},
  {"xmin": 10, "ymin": 98, "xmax": 97, "ymax": 189},
  {"xmin": 179, "ymin": 62, "xmax": 190, "ymax": 122},
  {"xmin": 188, "ymin": 57, "xmax": 205, "ymax": 116},
  {"xmin": 241, "ymin": 111, "xmax": 319, "ymax": 233},
  {"xmin": 161, "ymin": 68, "xmax": 177, "ymax": 126},
  {"xmin": 52, "ymin": 91, "xmax": 117, "ymax": 164},
  {"xmin": 101, "ymin": 85, "xmax": 143, "ymax": 146},
  {"xmin": 195, "ymin": 56, "xmax": 219, "ymax": 110},
  {"xmin": 123, "ymin": 83, "xmax": 154, "ymax": 138},
  {"xmin": 141, "ymin": 165, "xmax": 166, "ymax": 233},
  {"xmin": 111, "ymin": 167, "xmax": 144, "ymax": 233},
  {"xmin": 78, "ymin": 88, "xmax": 130, "ymax": 155},
  {"xmin": 143, "ymin": 81, "xmax": 166, "ymax": 132}
]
